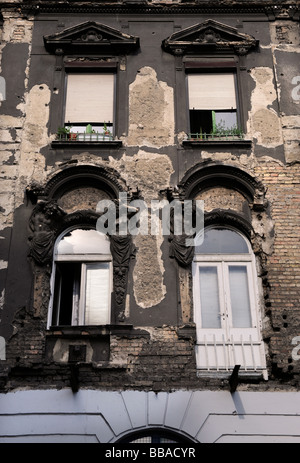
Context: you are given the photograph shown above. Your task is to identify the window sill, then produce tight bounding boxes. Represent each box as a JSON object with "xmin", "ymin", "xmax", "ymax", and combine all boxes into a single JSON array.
[
  {"xmin": 196, "ymin": 369, "xmax": 267, "ymax": 381},
  {"xmin": 182, "ymin": 138, "xmax": 252, "ymax": 148},
  {"xmin": 46, "ymin": 324, "xmax": 134, "ymax": 338},
  {"xmin": 51, "ymin": 139, "xmax": 123, "ymax": 149}
]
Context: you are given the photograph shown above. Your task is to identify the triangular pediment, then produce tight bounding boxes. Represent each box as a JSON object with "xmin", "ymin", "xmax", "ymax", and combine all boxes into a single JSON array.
[
  {"xmin": 162, "ymin": 20, "xmax": 258, "ymax": 55},
  {"xmin": 44, "ymin": 21, "xmax": 140, "ymax": 54}
]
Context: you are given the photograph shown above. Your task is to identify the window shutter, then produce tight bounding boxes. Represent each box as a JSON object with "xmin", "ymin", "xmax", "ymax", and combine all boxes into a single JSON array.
[
  {"xmin": 64, "ymin": 73, "xmax": 114, "ymax": 123},
  {"xmin": 84, "ymin": 263, "xmax": 111, "ymax": 325},
  {"xmin": 188, "ymin": 73, "xmax": 237, "ymax": 110}
]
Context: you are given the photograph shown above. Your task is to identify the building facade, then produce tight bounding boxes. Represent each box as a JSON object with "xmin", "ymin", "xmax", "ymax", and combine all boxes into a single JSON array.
[{"xmin": 0, "ymin": 0, "xmax": 300, "ymax": 443}]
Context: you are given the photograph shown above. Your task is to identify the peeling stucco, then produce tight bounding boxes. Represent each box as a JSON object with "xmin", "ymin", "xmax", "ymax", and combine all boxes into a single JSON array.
[
  {"xmin": 14, "ymin": 84, "xmax": 52, "ymax": 208},
  {"xmin": 248, "ymin": 67, "xmax": 283, "ymax": 148},
  {"xmin": 127, "ymin": 66, "xmax": 175, "ymax": 148},
  {"xmin": 110, "ymin": 150, "xmax": 174, "ymax": 308},
  {"xmin": 1, "ymin": 12, "xmax": 33, "ymax": 44}
]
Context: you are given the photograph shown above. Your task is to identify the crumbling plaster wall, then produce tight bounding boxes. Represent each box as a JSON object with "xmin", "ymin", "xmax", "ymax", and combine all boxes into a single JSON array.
[
  {"xmin": 59, "ymin": 66, "xmax": 176, "ymax": 311},
  {"xmin": 270, "ymin": 20, "xmax": 300, "ymax": 164},
  {"xmin": 1, "ymin": 8, "xmax": 300, "ymax": 389},
  {"xmin": 0, "ymin": 12, "xmax": 34, "ymax": 230},
  {"xmin": 0, "ymin": 12, "xmax": 35, "ymax": 324}
]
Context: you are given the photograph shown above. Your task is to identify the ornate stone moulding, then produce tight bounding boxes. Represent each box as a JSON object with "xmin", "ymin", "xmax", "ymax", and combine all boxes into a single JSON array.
[
  {"xmin": 44, "ymin": 20, "xmax": 140, "ymax": 55},
  {"xmin": 162, "ymin": 19, "xmax": 259, "ymax": 56}
]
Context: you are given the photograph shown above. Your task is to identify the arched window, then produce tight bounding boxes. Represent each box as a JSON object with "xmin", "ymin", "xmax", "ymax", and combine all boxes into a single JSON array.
[
  {"xmin": 47, "ymin": 227, "xmax": 112, "ymax": 328},
  {"xmin": 118, "ymin": 429, "xmax": 194, "ymax": 444},
  {"xmin": 193, "ymin": 227, "xmax": 267, "ymax": 377}
]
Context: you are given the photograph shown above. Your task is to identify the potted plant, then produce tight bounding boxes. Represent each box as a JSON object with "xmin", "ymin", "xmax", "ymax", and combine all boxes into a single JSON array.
[
  {"xmin": 77, "ymin": 123, "xmax": 98, "ymax": 141},
  {"xmin": 57, "ymin": 126, "xmax": 77, "ymax": 141},
  {"xmin": 102, "ymin": 122, "xmax": 112, "ymax": 140}
]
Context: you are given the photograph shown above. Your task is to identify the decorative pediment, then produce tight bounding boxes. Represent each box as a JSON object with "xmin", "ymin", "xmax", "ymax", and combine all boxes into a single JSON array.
[
  {"xmin": 162, "ymin": 20, "xmax": 258, "ymax": 56},
  {"xmin": 44, "ymin": 21, "xmax": 140, "ymax": 55}
]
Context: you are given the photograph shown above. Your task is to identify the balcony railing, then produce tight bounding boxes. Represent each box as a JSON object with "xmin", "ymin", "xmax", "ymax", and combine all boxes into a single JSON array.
[
  {"xmin": 56, "ymin": 132, "xmax": 115, "ymax": 142},
  {"xmin": 185, "ymin": 132, "xmax": 245, "ymax": 141}
]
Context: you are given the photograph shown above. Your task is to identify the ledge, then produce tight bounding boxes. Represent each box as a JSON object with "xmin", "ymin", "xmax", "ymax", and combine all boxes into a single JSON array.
[
  {"xmin": 51, "ymin": 140, "xmax": 123, "ymax": 149},
  {"xmin": 46, "ymin": 324, "xmax": 150, "ymax": 338},
  {"xmin": 46, "ymin": 325, "xmax": 133, "ymax": 338},
  {"xmin": 182, "ymin": 139, "xmax": 252, "ymax": 148},
  {"xmin": 196, "ymin": 370, "xmax": 267, "ymax": 381}
]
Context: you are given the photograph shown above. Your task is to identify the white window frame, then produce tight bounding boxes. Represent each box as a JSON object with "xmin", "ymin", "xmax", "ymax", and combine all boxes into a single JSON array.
[
  {"xmin": 187, "ymin": 71, "xmax": 239, "ymax": 135},
  {"xmin": 47, "ymin": 227, "xmax": 113, "ymax": 329},
  {"xmin": 193, "ymin": 228, "xmax": 267, "ymax": 378}
]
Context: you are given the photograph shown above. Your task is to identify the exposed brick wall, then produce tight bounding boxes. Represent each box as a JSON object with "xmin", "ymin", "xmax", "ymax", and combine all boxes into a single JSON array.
[{"xmin": 253, "ymin": 162, "xmax": 300, "ymax": 376}]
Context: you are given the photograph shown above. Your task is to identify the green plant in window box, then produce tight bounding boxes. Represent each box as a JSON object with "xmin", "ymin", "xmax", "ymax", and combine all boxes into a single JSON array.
[
  {"xmin": 211, "ymin": 118, "xmax": 243, "ymax": 140},
  {"xmin": 103, "ymin": 122, "xmax": 112, "ymax": 139},
  {"xmin": 85, "ymin": 124, "xmax": 95, "ymax": 134},
  {"xmin": 57, "ymin": 126, "xmax": 77, "ymax": 141},
  {"xmin": 84, "ymin": 123, "xmax": 100, "ymax": 141}
]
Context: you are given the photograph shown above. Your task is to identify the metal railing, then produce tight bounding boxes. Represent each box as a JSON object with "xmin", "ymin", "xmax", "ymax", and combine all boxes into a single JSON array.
[
  {"xmin": 196, "ymin": 333, "xmax": 266, "ymax": 373},
  {"xmin": 56, "ymin": 132, "xmax": 114, "ymax": 142},
  {"xmin": 186, "ymin": 132, "xmax": 245, "ymax": 141}
]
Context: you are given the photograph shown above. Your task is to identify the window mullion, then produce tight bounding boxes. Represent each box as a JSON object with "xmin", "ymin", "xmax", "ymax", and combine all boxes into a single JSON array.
[
  {"xmin": 71, "ymin": 265, "xmax": 82, "ymax": 326},
  {"xmin": 221, "ymin": 261, "xmax": 231, "ymax": 336}
]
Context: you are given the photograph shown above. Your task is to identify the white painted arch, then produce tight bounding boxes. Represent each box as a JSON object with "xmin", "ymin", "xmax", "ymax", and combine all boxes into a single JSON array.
[{"xmin": 0, "ymin": 389, "xmax": 300, "ymax": 443}]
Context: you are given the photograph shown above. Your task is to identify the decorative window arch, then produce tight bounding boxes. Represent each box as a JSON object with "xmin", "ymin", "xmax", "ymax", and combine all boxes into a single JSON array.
[
  {"xmin": 118, "ymin": 428, "xmax": 195, "ymax": 444},
  {"xmin": 28, "ymin": 165, "xmax": 133, "ymax": 325},
  {"xmin": 193, "ymin": 226, "xmax": 267, "ymax": 378}
]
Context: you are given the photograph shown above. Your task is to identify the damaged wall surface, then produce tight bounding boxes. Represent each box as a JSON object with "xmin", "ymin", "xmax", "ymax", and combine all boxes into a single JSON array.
[{"xmin": 0, "ymin": 0, "xmax": 300, "ymax": 443}]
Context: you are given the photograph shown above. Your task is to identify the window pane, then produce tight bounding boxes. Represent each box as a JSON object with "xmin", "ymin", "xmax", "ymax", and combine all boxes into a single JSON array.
[
  {"xmin": 199, "ymin": 266, "xmax": 221, "ymax": 328},
  {"xmin": 229, "ymin": 266, "xmax": 252, "ymax": 328},
  {"xmin": 188, "ymin": 73, "xmax": 237, "ymax": 110},
  {"xmin": 53, "ymin": 263, "xmax": 81, "ymax": 326},
  {"xmin": 215, "ymin": 111, "xmax": 237, "ymax": 130},
  {"xmin": 57, "ymin": 229, "xmax": 111, "ymax": 256},
  {"xmin": 195, "ymin": 228, "xmax": 249, "ymax": 254},
  {"xmin": 65, "ymin": 73, "xmax": 114, "ymax": 124},
  {"xmin": 84, "ymin": 263, "xmax": 110, "ymax": 325},
  {"xmin": 189, "ymin": 109, "xmax": 213, "ymax": 134}
]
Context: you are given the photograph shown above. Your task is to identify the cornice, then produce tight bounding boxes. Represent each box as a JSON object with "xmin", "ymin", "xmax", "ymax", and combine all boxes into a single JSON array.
[{"xmin": 1, "ymin": 2, "xmax": 299, "ymax": 20}]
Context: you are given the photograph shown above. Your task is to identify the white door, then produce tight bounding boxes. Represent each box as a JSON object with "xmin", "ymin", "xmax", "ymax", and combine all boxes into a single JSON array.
[
  {"xmin": 193, "ymin": 262, "xmax": 229, "ymax": 370},
  {"xmin": 225, "ymin": 262, "xmax": 265, "ymax": 371},
  {"xmin": 193, "ymin": 260, "xmax": 266, "ymax": 372}
]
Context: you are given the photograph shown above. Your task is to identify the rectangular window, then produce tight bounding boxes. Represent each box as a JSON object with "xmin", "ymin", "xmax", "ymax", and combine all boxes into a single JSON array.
[
  {"xmin": 193, "ymin": 261, "xmax": 266, "ymax": 374},
  {"xmin": 187, "ymin": 72, "xmax": 238, "ymax": 136},
  {"xmin": 64, "ymin": 73, "xmax": 115, "ymax": 135},
  {"xmin": 51, "ymin": 261, "xmax": 112, "ymax": 327}
]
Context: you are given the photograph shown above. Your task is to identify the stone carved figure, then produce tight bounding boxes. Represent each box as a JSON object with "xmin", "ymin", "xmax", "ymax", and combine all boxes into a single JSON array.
[{"xmin": 28, "ymin": 201, "xmax": 65, "ymax": 265}]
